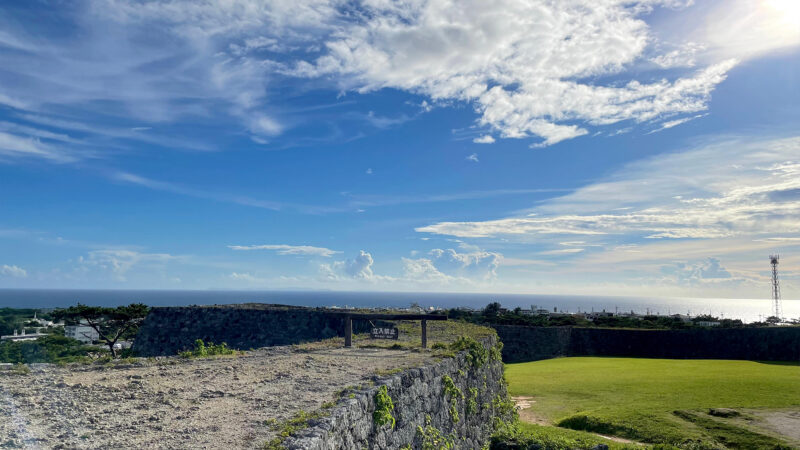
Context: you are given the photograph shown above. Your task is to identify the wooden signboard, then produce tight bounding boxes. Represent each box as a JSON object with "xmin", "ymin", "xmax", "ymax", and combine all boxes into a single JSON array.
[{"xmin": 370, "ymin": 326, "xmax": 399, "ymax": 340}]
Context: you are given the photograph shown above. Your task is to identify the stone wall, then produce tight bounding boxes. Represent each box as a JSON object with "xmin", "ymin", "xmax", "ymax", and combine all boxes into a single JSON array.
[
  {"xmin": 133, "ymin": 304, "xmax": 378, "ymax": 356},
  {"xmin": 283, "ymin": 335, "xmax": 510, "ymax": 450},
  {"xmin": 495, "ymin": 325, "xmax": 800, "ymax": 363}
]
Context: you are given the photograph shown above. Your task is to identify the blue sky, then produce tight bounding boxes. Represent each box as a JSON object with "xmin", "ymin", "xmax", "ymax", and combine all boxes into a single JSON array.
[{"xmin": 0, "ymin": 0, "xmax": 799, "ymax": 299}]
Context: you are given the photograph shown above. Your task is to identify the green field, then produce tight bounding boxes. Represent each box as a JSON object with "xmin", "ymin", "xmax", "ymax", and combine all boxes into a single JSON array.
[{"xmin": 504, "ymin": 357, "xmax": 800, "ymax": 448}]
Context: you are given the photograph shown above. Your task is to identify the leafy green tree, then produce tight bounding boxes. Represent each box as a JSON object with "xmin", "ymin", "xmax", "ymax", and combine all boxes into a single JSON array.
[
  {"xmin": 54, "ymin": 303, "xmax": 149, "ymax": 358},
  {"xmin": 482, "ymin": 302, "xmax": 502, "ymax": 318}
]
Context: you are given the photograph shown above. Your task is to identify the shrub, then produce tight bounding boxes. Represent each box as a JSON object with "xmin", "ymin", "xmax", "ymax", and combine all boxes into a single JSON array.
[
  {"xmin": 449, "ymin": 336, "xmax": 488, "ymax": 368},
  {"xmin": 373, "ymin": 385, "xmax": 396, "ymax": 428},
  {"xmin": 179, "ymin": 339, "xmax": 236, "ymax": 358}
]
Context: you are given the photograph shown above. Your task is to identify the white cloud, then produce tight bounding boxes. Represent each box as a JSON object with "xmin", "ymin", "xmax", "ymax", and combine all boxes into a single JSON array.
[
  {"xmin": 228, "ymin": 244, "xmax": 340, "ymax": 257},
  {"xmin": 466, "ymin": 153, "xmax": 479, "ymax": 162},
  {"xmin": 0, "ymin": 265, "xmax": 28, "ymax": 278},
  {"xmin": 650, "ymin": 42, "xmax": 704, "ymax": 68},
  {"xmin": 539, "ymin": 248, "xmax": 585, "ymax": 255},
  {"xmin": 418, "ymin": 136, "xmax": 800, "ymax": 241},
  {"xmin": 0, "ymin": 0, "xmax": 748, "ymax": 156},
  {"xmin": 661, "ymin": 257, "xmax": 733, "ymax": 284},
  {"xmin": 229, "ymin": 272, "xmax": 263, "ymax": 282},
  {"xmin": 473, "ymin": 135, "xmax": 495, "ymax": 144},
  {"xmin": 320, "ymin": 250, "xmax": 385, "ymax": 281},
  {"xmin": 293, "ymin": 0, "xmax": 734, "ymax": 146},
  {"xmin": 648, "ymin": 113, "xmax": 707, "ymax": 134},
  {"xmin": 402, "ymin": 257, "xmax": 453, "ymax": 283},
  {"xmin": 366, "ymin": 168, "xmax": 373, "ymax": 175},
  {"xmin": 80, "ymin": 249, "xmax": 175, "ymax": 281},
  {"xmin": 0, "ymin": 131, "xmax": 74, "ymax": 163}
]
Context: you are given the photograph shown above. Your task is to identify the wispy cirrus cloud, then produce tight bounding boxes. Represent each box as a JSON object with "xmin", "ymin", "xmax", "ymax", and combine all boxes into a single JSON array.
[
  {"xmin": 228, "ymin": 244, "xmax": 340, "ymax": 257},
  {"xmin": 418, "ymin": 136, "xmax": 800, "ymax": 241},
  {"xmin": 79, "ymin": 249, "xmax": 176, "ymax": 281},
  {"xmin": 0, "ymin": 0, "xmax": 748, "ymax": 157}
]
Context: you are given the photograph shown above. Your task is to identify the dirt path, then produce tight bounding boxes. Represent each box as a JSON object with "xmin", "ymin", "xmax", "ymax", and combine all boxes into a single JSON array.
[
  {"xmin": 511, "ymin": 396, "xmax": 640, "ymax": 445},
  {"xmin": 0, "ymin": 346, "xmax": 432, "ymax": 449},
  {"xmin": 748, "ymin": 408, "xmax": 800, "ymax": 446}
]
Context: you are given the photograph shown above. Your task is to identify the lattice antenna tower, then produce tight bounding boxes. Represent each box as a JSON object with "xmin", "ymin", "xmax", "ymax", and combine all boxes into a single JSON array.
[{"xmin": 770, "ymin": 255, "xmax": 781, "ymax": 320}]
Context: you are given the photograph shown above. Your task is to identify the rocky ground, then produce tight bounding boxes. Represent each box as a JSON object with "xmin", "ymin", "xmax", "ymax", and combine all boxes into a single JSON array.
[{"xmin": 0, "ymin": 344, "xmax": 434, "ymax": 449}]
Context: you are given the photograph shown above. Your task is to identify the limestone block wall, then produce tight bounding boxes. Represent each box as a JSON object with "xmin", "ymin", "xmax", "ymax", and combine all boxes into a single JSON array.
[
  {"xmin": 494, "ymin": 325, "xmax": 800, "ymax": 363},
  {"xmin": 133, "ymin": 304, "xmax": 377, "ymax": 356},
  {"xmin": 283, "ymin": 335, "xmax": 511, "ymax": 450}
]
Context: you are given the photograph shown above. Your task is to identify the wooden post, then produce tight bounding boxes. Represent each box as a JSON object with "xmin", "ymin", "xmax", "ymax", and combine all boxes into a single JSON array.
[
  {"xmin": 344, "ymin": 315, "xmax": 352, "ymax": 348},
  {"xmin": 421, "ymin": 318, "xmax": 427, "ymax": 348}
]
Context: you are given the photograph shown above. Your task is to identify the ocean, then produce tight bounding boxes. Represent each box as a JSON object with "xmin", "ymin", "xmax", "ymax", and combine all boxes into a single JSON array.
[{"xmin": 0, "ymin": 289, "xmax": 797, "ymax": 323}]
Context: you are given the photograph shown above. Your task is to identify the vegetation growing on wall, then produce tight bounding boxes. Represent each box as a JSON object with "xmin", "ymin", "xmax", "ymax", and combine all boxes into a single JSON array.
[
  {"xmin": 449, "ymin": 336, "xmax": 488, "ymax": 368},
  {"xmin": 416, "ymin": 415, "xmax": 455, "ymax": 450},
  {"xmin": 263, "ymin": 408, "xmax": 330, "ymax": 450},
  {"xmin": 373, "ymin": 385, "xmax": 396, "ymax": 428},
  {"xmin": 441, "ymin": 375, "xmax": 463, "ymax": 423},
  {"xmin": 466, "ymin": 387, "xmax": 479, "ymax": 416}
]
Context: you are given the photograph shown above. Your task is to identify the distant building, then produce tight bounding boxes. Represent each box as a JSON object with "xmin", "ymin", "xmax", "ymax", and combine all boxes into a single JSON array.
[
  {"xmin": 697, "ymin": 321, "xmax": 721, "ymax": 327},
  {"xmin": 586, "ymin": 310, "xmax": 614, "ymax": 320},
  {"xmin": 671, "ymin": 314, "xmax": 693, "ymax": 323},
  {"xmin": 0, "ymin": 329, "xmax": 48, "ymax": 342},
  {"xmin": 65, "ymin": 324, "xmax": 99, "ymax": 344}
]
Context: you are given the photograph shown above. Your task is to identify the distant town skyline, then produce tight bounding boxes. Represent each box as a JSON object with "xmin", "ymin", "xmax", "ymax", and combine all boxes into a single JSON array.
[{"xmin": 0, "ymin": 0, "xmax": 799, "ymax": 299}]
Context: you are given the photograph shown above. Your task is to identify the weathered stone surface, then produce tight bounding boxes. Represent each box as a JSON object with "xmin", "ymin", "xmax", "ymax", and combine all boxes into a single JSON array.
[
  {"xmin": 283, "ymin": 335, "xmax": 510, "ymax": 450},
  {"xmin": 133, "ymin": 304, "xmax": 380, "ymax": 356}
]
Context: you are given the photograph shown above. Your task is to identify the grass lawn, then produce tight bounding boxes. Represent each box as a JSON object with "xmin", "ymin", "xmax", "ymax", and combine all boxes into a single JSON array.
[{"xmin": 505, "ymin": 357, "xmax": 800, "ymax": 448}]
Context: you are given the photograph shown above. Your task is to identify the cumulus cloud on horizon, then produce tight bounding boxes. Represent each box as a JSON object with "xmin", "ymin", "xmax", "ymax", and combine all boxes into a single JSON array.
[{"xmin": 0, "ymin": 264, "xmax": 27, "ymax": 278}]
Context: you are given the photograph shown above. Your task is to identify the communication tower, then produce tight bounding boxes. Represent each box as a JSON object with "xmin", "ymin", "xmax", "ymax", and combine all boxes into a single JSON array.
[{"xmin": 770, "ymin": 255, "xmax": 781, "ymax": 321}]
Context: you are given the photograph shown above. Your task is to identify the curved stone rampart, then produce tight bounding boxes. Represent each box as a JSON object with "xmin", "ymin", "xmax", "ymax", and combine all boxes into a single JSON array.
[
  {"xmin": 133, "ymin": 304, "xmax": 376, "ymax": 356},
  {"xmin": 495, "ymin": 325, "xmax": 800, "ymax": 363},
  {"xmin": 283, "ymin": 335, "xmax": 510, "ymax": 450}
]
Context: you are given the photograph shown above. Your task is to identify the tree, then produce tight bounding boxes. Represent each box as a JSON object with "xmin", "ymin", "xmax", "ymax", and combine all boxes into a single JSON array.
[
  {"xmin": 482, "ymin": 302, "xmax": 502, "ymax": 318},
  {"xmin": 54, "ymin": 303, "xmax": 149, "ymax": 358}
]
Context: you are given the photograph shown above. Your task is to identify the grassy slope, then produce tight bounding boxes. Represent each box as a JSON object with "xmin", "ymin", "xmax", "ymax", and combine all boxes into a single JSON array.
[{"xmin": 505, "ymin": 357, "xmax": 800, "ymax": 447}]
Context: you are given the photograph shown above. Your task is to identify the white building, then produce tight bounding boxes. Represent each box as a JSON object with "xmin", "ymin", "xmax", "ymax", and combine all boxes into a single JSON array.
[
  {"xmin": 65, "ymin": 324, "xmax": 99, "ymax": 344},
  {"xmin": 0, "ymin": 329, "xmax": 48, "ymax": 342}
]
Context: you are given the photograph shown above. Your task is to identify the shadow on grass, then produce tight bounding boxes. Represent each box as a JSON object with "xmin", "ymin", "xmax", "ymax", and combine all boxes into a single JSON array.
[{"xmin": 753, "ymin": 360, "xmax": 800, "ymax": 366}]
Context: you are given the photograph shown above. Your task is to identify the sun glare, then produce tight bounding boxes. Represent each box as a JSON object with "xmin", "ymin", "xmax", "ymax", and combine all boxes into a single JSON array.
[{"xmin": 765, "ymin": 0, "xmax": 800, "ymax": 29}]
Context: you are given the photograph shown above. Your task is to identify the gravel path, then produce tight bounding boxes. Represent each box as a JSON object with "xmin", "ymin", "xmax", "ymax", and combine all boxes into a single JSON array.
[{"xmin": 0, "ymin": 346, "xmax": 432, "ymax": 449}]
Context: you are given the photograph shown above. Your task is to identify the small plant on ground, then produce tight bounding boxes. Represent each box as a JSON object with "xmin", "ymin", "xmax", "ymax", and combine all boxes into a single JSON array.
[
  {"xmin": 11, "ymin": 362, "xmax": 30, "ymax": 375},
  {"xmin": 179, "ymin": 339, "xmax": 237, "ymax": 358},
  {"xmin": 416, "ymin": 415, "xmax": 455, "ymax": 450},
  {"xmin": 373, "ymin": 385, "xmax": 396, "ymax": 428}
]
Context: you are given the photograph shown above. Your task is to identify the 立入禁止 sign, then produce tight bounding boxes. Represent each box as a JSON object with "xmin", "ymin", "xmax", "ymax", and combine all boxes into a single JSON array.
[{"xmin": 370, "ymin": 326, "xmax": 399, "ymax": 340}]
